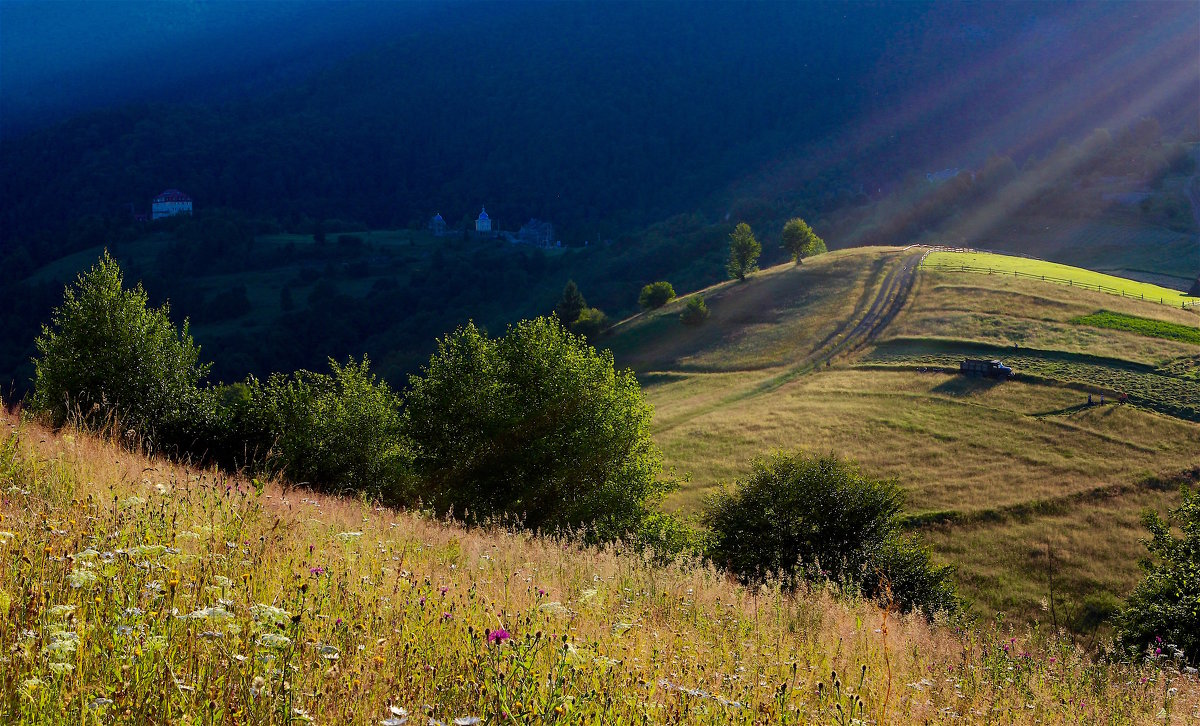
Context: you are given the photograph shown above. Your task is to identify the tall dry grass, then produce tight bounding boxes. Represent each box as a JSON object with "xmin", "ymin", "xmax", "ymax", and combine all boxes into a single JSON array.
[{"xmin": 1, "ymin": 411, "xmax": 1198, "ymax": 724}]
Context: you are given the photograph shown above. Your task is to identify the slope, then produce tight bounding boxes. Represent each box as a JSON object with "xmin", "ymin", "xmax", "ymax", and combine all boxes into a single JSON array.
[
  {"xmin": 604, "ymin": 247, "xmax": 1200, "ymax": 626},
  {"xmin": 6, "ymin": 413, "xmax": 1200, "ymax": 723}
]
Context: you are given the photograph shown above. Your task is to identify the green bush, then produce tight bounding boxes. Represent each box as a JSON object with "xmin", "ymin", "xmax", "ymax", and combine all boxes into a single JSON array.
[
  {"xmin": 680, "ymin": 296, "xmax": 710, "ymax": 326},
  {"xmin": 403, "ymin": 317, "xmax": 672, "ymax": 539},
  {"xmin": 702, "ymin": 452, "xmax": 957, "ymax": 615},
  {"xmin": 638, "ymin": 281, "xmax": 676, "ymax": 309},
  {"xmin": 571, "ymin": 307, "xmax": 609, "ymax": 339},
  {"xmin": 255, "ymin": 357, "xmax": 412, "ymax": 496},
  {"xmin": 1114, "ymin": 485, "xmax": 1200, "ymax": 664},
  {"xmin": 32, "ymin": 252, "xmax": 210, "ymax": 451}
]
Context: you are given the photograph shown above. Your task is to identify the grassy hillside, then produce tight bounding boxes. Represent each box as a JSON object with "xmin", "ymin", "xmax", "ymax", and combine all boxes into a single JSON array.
[
  {"xmin": 4, "ymin": 413, "xmax": 1200, "ymax": 724},
  {"xmin": 605, "ymin": 247, "xmax": 1200, "ymax": 627}
]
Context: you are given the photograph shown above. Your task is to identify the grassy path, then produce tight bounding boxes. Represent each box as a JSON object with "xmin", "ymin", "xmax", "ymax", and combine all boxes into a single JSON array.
[{"xmin": 653, "ymin": 250, "xmax": 924, "ymax": 432}]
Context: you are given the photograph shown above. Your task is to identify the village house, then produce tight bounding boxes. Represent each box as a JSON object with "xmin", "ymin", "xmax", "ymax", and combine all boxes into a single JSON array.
[
  {"xmin": 151, "ymin": 189, "xmax": 193, "ymax": 219},
  {"xmin": 518, "ymin": 218, "xmax": 555, "ymax": 247}
]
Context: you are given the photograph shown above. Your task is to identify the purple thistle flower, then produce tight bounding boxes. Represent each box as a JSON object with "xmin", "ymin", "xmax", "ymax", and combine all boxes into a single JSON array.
[
  {"xmin": 488, "ymin": 628, "xmax": 511, "ymax": 644},
  {"xmin": 309, "ymin": 566, "xmax": 326, "ymax": 576}
]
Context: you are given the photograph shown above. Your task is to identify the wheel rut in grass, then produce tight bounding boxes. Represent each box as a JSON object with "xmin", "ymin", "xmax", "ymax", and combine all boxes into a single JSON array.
[{"xmin": 655, "ymin": 249, "xmax": 927, "ymax": 432}]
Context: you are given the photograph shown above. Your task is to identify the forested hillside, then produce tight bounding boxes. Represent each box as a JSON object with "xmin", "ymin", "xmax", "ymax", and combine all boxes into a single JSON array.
[{"xmin": 2, "ymin": 1, "xmax": 1196, "ymax": 397}]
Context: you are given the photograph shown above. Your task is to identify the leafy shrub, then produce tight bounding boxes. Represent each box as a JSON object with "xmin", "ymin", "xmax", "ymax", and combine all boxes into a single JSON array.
[
  {"xmin": 571, "ymin": 307, "xmax": 609, "ymax": 339},
  {"xmin": 32, "ymin": 252, "xmax": 210, "ymax": 450},
  {"xmin": 634, "ymin": 511, "xmax": 706, "ymax": 562},
  {"xmin": 1114, "ymin": 485, "xmax": 1200, "ymax": 664},
  {"xmin": 680, "ymin": 296, "xmax": 709, "ymax": 326},
  {"xmin": 255, "ymin": 357, "xmax": 411, "ymax": 496},
  {"xmin": 702, "ymin": 451, "xmax": 957, "ymax": 615},
  {"xmin": 403, "ymin": 317, "xmax": 672, "ymax": 539},
  {"xmin": 638, "ymin": 281, "xmax": 676, "ymax": 309}
]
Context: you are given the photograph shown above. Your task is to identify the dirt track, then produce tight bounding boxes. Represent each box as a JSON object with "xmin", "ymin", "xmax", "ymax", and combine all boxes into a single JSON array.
[{"xmin": 811, "ymin": 248, "xmax": 927, "ymax": 364}]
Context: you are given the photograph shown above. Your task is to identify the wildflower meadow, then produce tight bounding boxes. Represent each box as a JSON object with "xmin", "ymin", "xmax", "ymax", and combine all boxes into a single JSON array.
[{"xmin": 1, "ymin": 411, "xmax": 1198, "ymax": 724}]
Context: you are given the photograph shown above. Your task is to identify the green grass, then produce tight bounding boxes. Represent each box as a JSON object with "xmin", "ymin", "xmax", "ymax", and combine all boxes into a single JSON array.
[
  {"xmin": 12, "ymin": 416, "xmax": 1200, "ymax": 724},
  {"xmin": 1071, "ymin": 310, "xmax": 1200, "ymax": 346},
  {"xmin": 923, "ymin": 250, "xmax": 1195, "ymax": 307},
  {"xmin": 864, "ymin": 339, "xmax": 1200, "ymax": 421},
  {"xmin": 606, "ymin": 246, "xmax": 1200, "ymax": 626}
]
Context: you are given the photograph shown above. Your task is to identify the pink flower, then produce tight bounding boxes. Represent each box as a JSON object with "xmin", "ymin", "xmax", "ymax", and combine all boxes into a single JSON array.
[
  {"xmin": 488, "ymin": 628, "xmax": 511, "ymax": 644},
  {"xmin": 309, "ymin": 566, "xmax": 326, "ymax": 576}
]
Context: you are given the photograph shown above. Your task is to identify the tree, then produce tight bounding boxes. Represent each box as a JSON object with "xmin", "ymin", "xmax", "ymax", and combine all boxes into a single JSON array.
[
  {"xmin": 555, "ymin": 280, "xmax": 587, "ymax": 325},
  {"xmin": 703, "ymin": 451, "xmax": 958, "ymax": 615},
  {"xmin": 781, "ymin": 217, "xmax": 826, "ymax": 264},
  {"xmin": 1114, "ymin": 485, "xmax": 1200, "ymax": 664},
  {"xmin": 571, "ymin": 307, "xmax": 609, "ymax": 339},
  {"xmin": 726, "ymin": 222, "xmax": 761, "ymax": 281},
  {"xmin": 255, "ymin": 357, "xmax": 412, "ymax": 496},
  {"xmin": 403, "ymin": 317, "xmax": 672, "ymax": 539},
  {"xmin": 638, "ymin": 281, "xmax": 676, "ymax": 309},
  {"xmin": 680, "ymin": 295, "xmax": 709, "ymax": 326},
  {"xmin": 31, "ymin": 251, "xmax": 210, "ymax": 446}
]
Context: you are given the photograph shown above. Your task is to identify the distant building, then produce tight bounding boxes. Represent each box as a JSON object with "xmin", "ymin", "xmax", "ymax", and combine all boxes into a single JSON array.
[
  {"xmin": 925, "ymin": 168, "xmax": 960, "ymax": 184},
  {"xmin": 429, "ymin": 212, "xmax": 447, "ymax": 236},
  {"xmin": 475, "ymin": 207, "xmax": 492, "ymax": 234},
  {"xmin": 518, "ymin": 218, "xmax": 555, "ymax": 247},
  {"xmin": 151, "ymin": 189, "xmax": 193, "ymax": 219}
]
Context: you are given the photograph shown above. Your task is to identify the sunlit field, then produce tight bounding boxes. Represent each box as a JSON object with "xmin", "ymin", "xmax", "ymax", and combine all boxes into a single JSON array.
[
  {"xmin": 3, "ymin": 413, "xmax": 1200, "ymax": 724},
  {"xmin": 923, "ymin": 251, "xmax": 1195, "ymax": 307},
  {"xmin": 606, "ymin": 248, "xmax": 1200, "ymax": 626}
]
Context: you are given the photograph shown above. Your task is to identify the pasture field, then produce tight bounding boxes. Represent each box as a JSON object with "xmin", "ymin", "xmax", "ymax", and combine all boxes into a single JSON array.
[
  {"xmin": 9, "ymin": 415, "xmax": 1200, "ymax": 724},
  {"xmin": 922, "ymin": 250, "xmax": 1195, "ymax": 307},
  {"xmin": 1071, "ymin": 311, "xmax": 1200, "ymax": 346},
  {"xmin": 975, "ymin": 218, "xmax": 1197, "ymax": 287},
  {"xmin": 607, "ymin": 247, "xmax": 1200, "ymax": 626},
  {"xmin": 605, "ymin": 247, "xmax": 893, "ymax": 374}
]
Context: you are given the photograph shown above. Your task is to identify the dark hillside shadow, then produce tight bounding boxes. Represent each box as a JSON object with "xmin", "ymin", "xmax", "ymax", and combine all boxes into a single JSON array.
[
  {"xmin": 931, "ymin": 376, "xmax": 1004, "ymax": 396},
  {"xmin": 1029, "ymin": 402, "xmax": 1092, "ymax": 417},
  {"xmin": 637, "ymin": 372, "xmax": 688, "ymax": 389}
]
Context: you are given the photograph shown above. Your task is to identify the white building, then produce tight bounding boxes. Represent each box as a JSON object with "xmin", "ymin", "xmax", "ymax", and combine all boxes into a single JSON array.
[
  {"xmin": 475, "ymin": 207, "xmax": 492, "ymax": 233},
  {"xmin": 151, "ymin": 189, "xmax": 193, "ymax": 219},
  {"xmin": 429, "ymin": 212, "xmax": 447, "ymax": 236}
]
